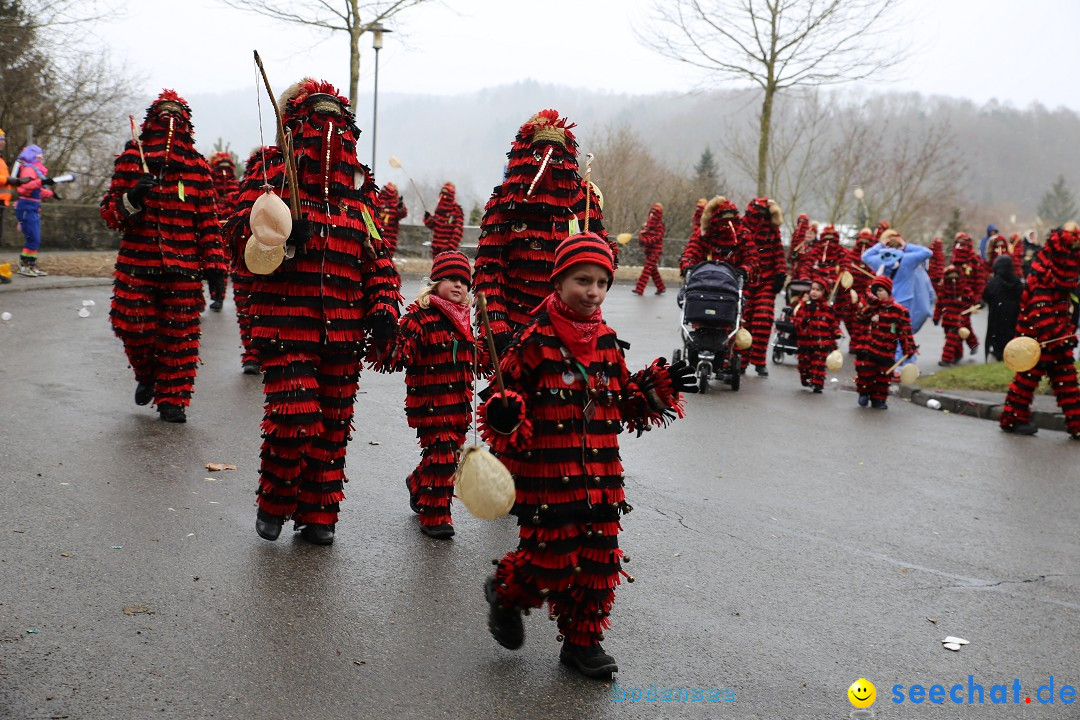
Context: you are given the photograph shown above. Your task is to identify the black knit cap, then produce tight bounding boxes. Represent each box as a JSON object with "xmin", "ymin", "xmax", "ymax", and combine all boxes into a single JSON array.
[
  {"xmin": 550, "ymin": 232, "xmax": 614, "ymax": 281},
  {"xmin": 431, "ymin": 250, "xmax": 472, "ymax": 287}
]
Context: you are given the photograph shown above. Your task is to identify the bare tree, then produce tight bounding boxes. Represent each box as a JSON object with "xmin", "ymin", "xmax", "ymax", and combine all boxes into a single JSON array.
[
  {"xmin": 640, "ymin": 0, "xmax": 908, "ymax": 197},
  {"xmin": 218, "ymin": 0, "xmax": 435, "ymax": 107}
]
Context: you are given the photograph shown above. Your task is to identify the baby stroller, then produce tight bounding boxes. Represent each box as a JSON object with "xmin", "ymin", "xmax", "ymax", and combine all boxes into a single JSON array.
[
  {"xmin": 674, "ymin": 260, "xmax": 745, "ymax": 393},
  {"xmin": 771, "ymin": 278, "xmax": 812, "ymax": 365}
]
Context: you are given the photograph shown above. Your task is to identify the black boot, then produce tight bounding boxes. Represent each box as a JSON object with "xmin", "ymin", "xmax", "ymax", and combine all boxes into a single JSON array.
[
  {"xmin": 755, "ymin": 365, "xmax": 769, "ymax": 377},
  {"xmin": 255, "ymin": 516, "xmax": 283, "ymax": 541},
  {"xmin": 1001, "ymin": 421, "xmax": 1038, "ymax": 435},
  {"xmin": 484, "ymin": 576, "xmax": 523, "ymax": 649},
  {"xmin": 299, "ymin": 523, "xmax": 335, "ymax": 545},
  {"xmin": 242, "ymin": 360, "xmax": 260, "ymax": 375},
  {"xmin": 420, "ymin": 522, "xmax": 455, "ymax": 539},
  {"xmin": 559, "ymin": 641, "xmax": 618, "ymax": 679},
  {"xmin": 158, "ymin": 404, "xmax": 187, "ymax": 423},
  {"xmin": 135, "ymin": 380, "xmax": 155, "ymax": 406}
]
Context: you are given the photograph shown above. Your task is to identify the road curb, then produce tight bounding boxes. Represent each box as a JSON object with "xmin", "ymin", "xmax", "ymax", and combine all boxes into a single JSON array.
[{"xmin": 899, "ymin": 384, "xmax": 1069, "ymax": 433}]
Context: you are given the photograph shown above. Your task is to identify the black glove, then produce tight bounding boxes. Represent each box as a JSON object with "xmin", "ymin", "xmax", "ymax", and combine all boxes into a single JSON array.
[
  {"xmin": 366, "ymin": 312, "xmax": 396, "ymax": 343},
  {"xmin": 286, "ymin": 218, "xmax": 311, "ymax": 249},
  {"xmin": 42, "ymin": 176, "xmax": 55, "ymax": 186},
  {"xmin": 667, "ymin": 359, "xmax": 699, "ymax": 394},
  {"xmin": 128, "ymin": 174, "xmax": 157, "ymax": 207},
  {"xmin": 485, "ymin": 393, "xmax": 524, "ymax": 434},
  {"xmin": 735, "ymin": 267, "xmax": 748, "ymax": 285},
  {"xmin": 492, "ymin": 331, "xmax": 513, "ymax": 357},
  {"xmin": 771, "ymin": 273, "xmax": 786, "ymax": 295},
  {"xmin": 933, "ymin": 318, "xmax": 940, "ymax": 326}
]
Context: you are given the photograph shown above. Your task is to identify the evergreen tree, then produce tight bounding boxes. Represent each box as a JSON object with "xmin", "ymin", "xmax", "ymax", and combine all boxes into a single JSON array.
[
  {"xmin": 943, "ymin": 207, "xmax": 963, "ymax": 254},
  {"xmin": 693, "ymin": 147, "xmax": 719, "ymax": 194},
  {"xmin": 1036, "ymin": 175, "xmax": 1078, "ymax": 227},
  {"xmin": 468, "ymin": 203, "xmax": 483, "ymax": 226}
]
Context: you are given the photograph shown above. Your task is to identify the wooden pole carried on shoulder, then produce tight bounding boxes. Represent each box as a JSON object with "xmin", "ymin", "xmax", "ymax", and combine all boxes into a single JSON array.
[{"xmin": 253, "ymin": 50, "xmax": 300, "ymax": 219}]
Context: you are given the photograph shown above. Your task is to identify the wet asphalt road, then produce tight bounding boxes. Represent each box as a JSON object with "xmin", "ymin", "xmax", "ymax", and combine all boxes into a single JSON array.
[{"xmin": 0, "ymin": 279, "xmax": 1077, "ymax": 720}]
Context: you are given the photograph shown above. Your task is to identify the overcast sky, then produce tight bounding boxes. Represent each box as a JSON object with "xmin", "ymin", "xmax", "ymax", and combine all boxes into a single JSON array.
[{"xmin": 86, "ymin": 0, "xmax": 1078, "ymax": 111}]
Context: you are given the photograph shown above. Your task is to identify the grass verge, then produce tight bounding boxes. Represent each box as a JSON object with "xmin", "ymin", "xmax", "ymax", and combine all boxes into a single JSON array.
[{"xmin": 920, "ymin": 360, "xmax": 1080, "ymax": 395}]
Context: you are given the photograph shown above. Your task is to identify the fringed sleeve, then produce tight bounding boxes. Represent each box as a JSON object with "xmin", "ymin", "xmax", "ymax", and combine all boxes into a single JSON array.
[{"xmin": 622, "ymin": 358, "xmax": 687, "ymax": 436}]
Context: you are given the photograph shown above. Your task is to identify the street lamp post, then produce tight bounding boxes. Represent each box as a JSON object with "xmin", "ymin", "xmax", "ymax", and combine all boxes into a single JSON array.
[
  {"xmin": 854, "ymin": 187, "xmax": 869, "ymax": 230},
  {"xmin": 370, "ymin": 22, "xmax": 391, "ymax": 173}
]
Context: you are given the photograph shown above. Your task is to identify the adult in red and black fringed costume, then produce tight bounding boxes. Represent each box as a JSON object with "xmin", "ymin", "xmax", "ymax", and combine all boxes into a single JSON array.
[
  {"xmin": 933, "ymin": 265, "xmax": 968, "ymax": 366},
  {"xmin": 787, "ymin": 214, "xmax": 813, "ymax": 277},
  {"xmin": 424, "ymin": 182, "xmax": 463, "ymax": 258},
  {"xmin": 392, "ymin": 251, "xmax": 476, "ymax": 539},
  {"xmin": 226, "ymin": 79, "xmax": 402, "ymax": 546},
  {"xmin": 223, "ymin": 147, "xmax": 270, "ymax": 375},
  {"xmin": 793, "ymin": 276, "xmax": 840, "ymax": 393},
  {"xmin": 376, "ymin": 181, "xmax": 407, "ymax": 257},
  {"xmin": 949, "ymin": 232, "xmax": 983, "ymax": 354},
  {"xmin": 478, "ymin": 233, "xmax": 696, "ymax": 680},
  {"xmin": 686, "ymin": 197, "xmax": 706, "ymax": 251},
  {"xmin": 999, "ymin": 224, "xmax": 1080, "ymax": 438},
  {"xmin": 680, "ymin": 195, "xmax": 756, "ymax": 281},
  {"xmin": 928, "ymin": 237, "xmax": 945, "ymax": 294},
  {"xmin": 473, "ymin": 109, "xmax": 613, "ymax": 355},
  {"xmin": 740, "ymin": 197, "xmax": 786, "ymax": 375},
  {"xmin": 101, "ymin": 90, "xmax": 228, "ymax": 424},
  {"xmin": 632, "ymin": 202, "xmax": 666, "ymax": 295},
  {"xmin": 205, "ymin": 151, "xmax": 239, "ymax": 312},
  {"xmin": 853, "ymin": 275, "xmax": 917, "ymax": 410}
]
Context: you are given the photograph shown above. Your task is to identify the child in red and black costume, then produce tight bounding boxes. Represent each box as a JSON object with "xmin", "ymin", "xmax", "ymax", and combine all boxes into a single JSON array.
[
  {"xmin": 854, "ymin": 275, "xmax": 917, "ymax": 410},
  {"xmin": 376, "ymin": 181, "xmax": 407, "ymax": 258},
  {"xmin": 393, "ymin": 251, "xmax": 476, "ymax": 539},
  {"xmin": 479, "ymin": 233, "xmax": 697, "ymax": 680},
  {"xmin": 950, "ymin": 232, "xmax": 984, "ymax": 355},
  {"xmin": 424, "ymin": 182, "xmax": 463, "ymax": 257},
  {"xmin": 632, "ymin": 202, "xmax": 666, "ymax": 295},
  {"xmin": 793, "ymin": 276, "xmax": 841, "ymax": 393},
  {"xmin": 933, "ymin": 264, "xmax": 969, "ymax": 366},
  {"xmin": 928, "ymin": 237, "xmax": 945, "ymax": 294},
  {"xmin": 999, "ymin": 224, "xmax": 1080, "ymax": 438}
]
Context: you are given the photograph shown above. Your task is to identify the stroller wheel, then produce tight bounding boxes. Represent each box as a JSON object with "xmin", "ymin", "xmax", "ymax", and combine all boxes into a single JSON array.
[{"xmin": 772, "ymin": 346, "xmax": 784, "ymax": 365}]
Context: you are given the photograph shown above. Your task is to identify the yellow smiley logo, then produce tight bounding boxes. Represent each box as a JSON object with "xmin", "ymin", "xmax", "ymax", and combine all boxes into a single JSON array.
[{"xmin": 848, "ymin": 678, "xmax": 876, "ymax": 708}]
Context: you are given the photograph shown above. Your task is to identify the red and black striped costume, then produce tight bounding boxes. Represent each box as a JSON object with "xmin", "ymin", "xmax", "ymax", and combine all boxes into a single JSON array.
[
  {"xmin": 207, "ymin": 151, "xmax": 239, "ymax": 307},
  {"xmin": 632, "ymin": 203, "xmax": 665, "ymax": 295},
  {"xmin": 786, "ymin": 214, "xmax": 813, "ymax": 275},
  {"xmin": 854, "ymin": 287, "xmax": 917, "ymax": 404},
  {"xmin": 479, "ymin": 298, "xmax": 684, "ymax": 649},
  {"xmin": 950, "ymin": 232, "xmax": 984, "ymax": 351},
  {"xmin": 393, "ymin": 297, "xmax": 475, "ymax": 530},
  {"xmin": 928, "ymin": 237, "xmax": 945, "ymax": 294},
  {"xmin": 741, "ymin": 197, "xmax": 786, "ymax": 370},
  {"xmin": 680, "ymin": 196, "xmax": 756, "ymax": 281},
  {"xmin": 101, "ymin": 90, "xmax": 227, "ymax": 411},
  {"xmin": 424, "ymin": 182, "xmax": 463, "ymax": 257},
  {"xmin": 1000, "ymin": 227, "xmax": 1080, "ymax": 436},
  {"xmin": 376, "ymin": 181, "xmax": 407, "ymax": 257},
  {"xmin": 793, "ymin": 288, "xmax": 840, "ymax": 391},
  {"xmin": 227, "ymin": 79, "xmax": 402, "ymax": 532},
  {"xmin": 686, "ymin": 197, "xmax": 706, "ymax": 254},
  {"xmin": 933, "ymin": 268, "xmax": 969, "ymax": 364},
  {"xmin": 222, "ymin": 147, "xmax": 270, "ymax": 370},
  {"xmin": 473, "ymin": 110, "xmax": 611, "ymax": 353}
]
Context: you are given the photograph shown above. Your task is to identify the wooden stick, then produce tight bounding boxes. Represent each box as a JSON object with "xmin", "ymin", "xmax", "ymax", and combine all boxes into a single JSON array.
[
  {"xmin": 1040, "ymin": 334, "xmax": 1077, "ymax": 348},
  {"xmin": 886, "ymin": 353, "xmax": 912, "ymax": 375},
  {"xmin": 582, "ymin": 153, "xmax": 594, "ymax": 235},
  {"xmin": 849, "ymin": 263, "xmax": 878, "ymax": 279},
  {"xmin": 128, "ymin": 114, "xmax": 149, "ymax": 174},
  {"xmin": 476, "ymin": 292, "xmax": 508, "ymax": 407},
  {"xmin": 253, "ymin": 50, "xmax": 300, "ymax": 219},
  {"xmin": 959, "ymin": 304, "xmax": 982, "ymax": 316}
]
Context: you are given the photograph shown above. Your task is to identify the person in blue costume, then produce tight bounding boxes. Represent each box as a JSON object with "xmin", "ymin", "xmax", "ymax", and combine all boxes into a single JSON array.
[{"xmin": 861, "ymin": 228, "xmax": 936, "ymax": 337}]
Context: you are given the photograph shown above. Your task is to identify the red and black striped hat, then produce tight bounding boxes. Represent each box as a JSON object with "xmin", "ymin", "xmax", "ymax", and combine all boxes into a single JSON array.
[
  {"xmin": 870, "ymin": 275, "xmax": 893, "ymax": 294},
  {"xmin": 550, "ymin": 232, "xmax": 615, "ymax": 281},
  {"xmin": 431, "ymin": 250, "xmax": 472, "ymax": 287}
]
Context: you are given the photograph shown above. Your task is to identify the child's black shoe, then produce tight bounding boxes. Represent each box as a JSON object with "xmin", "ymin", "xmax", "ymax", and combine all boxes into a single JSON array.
[
  {"xmin": 299, "ymin": 523, "xmax": 335, "ymax": 545},
  {"xmin": 484, "ymin": 576, "xmax": 523, "ymax": 649},
  {"xmin": 135, "ymin": 381, "xmax": 154, "ymax": 406},
  {"xmin": 560, "ymin": 641, "xmax": 618, "ymax": 679},
  {"xmin": 421, "ymin": 522, "xmax": 454, "ymax": 539},
  {"xmin": 158, "ymin": 404, "xmax": 186, "ymax": 423}
]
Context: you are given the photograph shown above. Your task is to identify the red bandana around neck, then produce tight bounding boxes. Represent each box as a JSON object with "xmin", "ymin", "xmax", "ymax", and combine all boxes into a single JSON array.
[
  {"xmin": 429, "ymin": 294, "xmax": 474, "ymax": 340},
  {"xmin": 542, "ymin": 293, "xmax": 603, "ymax": 365}
]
